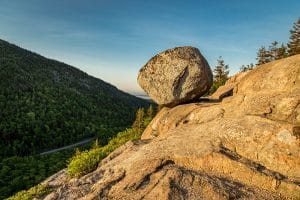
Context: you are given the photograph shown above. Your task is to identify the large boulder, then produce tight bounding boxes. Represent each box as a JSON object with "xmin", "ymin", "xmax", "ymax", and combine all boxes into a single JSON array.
[{"xmin": 138, "ymin": 46, "xmax": 213, "ymax": 107}]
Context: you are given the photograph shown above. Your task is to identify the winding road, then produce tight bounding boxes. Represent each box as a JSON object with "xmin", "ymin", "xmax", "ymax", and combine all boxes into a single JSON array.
[{"xmin": 40, "ymin": 137, "xmax": 95, "ymax": 155}]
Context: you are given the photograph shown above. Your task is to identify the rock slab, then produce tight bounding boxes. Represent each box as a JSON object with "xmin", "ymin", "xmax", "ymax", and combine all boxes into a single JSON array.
[
  {"xmin": 42, "ymin": 55, "xmax": 300, "ymax": 200},
  {"xmin": 138, "ymin": 46, "xmax": 213, "ymax": 107}
]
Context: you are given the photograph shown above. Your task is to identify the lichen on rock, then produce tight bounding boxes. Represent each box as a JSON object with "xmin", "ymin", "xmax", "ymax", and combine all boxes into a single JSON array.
[{"xmin": 137, "ymin": 46, "xmax": 213, "ymax": 107}]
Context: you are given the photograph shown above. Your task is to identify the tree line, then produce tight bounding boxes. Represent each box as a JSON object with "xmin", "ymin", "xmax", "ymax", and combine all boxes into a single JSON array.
[
  {"xmin": 208, "ymin": 17, "xmax": 299, "ymax": 95},
  {"xmin": 257, "ymin": 17, "xmax": 300, "ymax": 64}
]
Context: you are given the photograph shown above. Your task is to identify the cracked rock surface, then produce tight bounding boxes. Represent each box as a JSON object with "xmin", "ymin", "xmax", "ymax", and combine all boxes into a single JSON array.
[
  {"xmin": 43, "ymin": 55, "xmax": 300, "ymax": 199},
  {"xmin": 137, "ymin": 46, "xmax": 213, "ymax": 107}
]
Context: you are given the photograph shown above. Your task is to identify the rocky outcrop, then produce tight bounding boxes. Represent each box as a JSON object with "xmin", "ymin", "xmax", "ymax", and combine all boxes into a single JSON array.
[
  {"xmin": 137, "ymin": 46, "xmax": 213, "ymax": 107},
  {"xmin": 209, "ymin": 70, "xmax": 249, "ymax": 100},
  {"xmin": 42, "ymin": 55, "xmax": 300, "ymax": 200}
]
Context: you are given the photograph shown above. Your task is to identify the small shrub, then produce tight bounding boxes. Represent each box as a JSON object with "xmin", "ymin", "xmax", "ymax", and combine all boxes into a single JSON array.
[
  {"xmin": 67, "ymin": 128, "xmax": 141, "ymax": 178},
  {"xmin": 67, "ymin": 148, "xmax": 105, "ymax": 178},
  {"xmin": 67, "ymin": 106, "xmax": 155, "ymax": 178},
  {"xmin": 7, "ymin": 184, "xmax": 52, "ymax": 200}
]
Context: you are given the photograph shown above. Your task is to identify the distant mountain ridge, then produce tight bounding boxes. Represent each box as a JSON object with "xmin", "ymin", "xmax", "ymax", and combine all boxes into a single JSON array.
[{"xmin": 0, "ymin": 39, "xmax": 150, "ymax": 157}]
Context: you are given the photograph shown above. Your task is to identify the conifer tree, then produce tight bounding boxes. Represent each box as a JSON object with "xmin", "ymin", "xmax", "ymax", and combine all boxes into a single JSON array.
[
  {"xmin": 256, "ymin": 46, "xmax": 270, "ymax": 65},
  {"xmin": 207, "ymin": 57, "xmax": 230, "ymax": 95},
  {"xmin": 277, "ymin": 43, "xmax": 287, "ymax": 59},
  {"xmin": 144, "ymin": 105, "xmax": 154, "ymax": 127},
  {"xmin": 240, "ymin": 63, "xmax": 254, "ymax": 72},
  {"xmin": 132, "ymin": 108, "xmax": 145, "ymax": 133},
  {"xmin": 146, "ymin": 105, "xmax": 154, "ymax": 118},
  {"xmin": 213, "ymin": 56, "xmax": 229, "ymax": 83},
  {"xmin": 247, "ymin": 63, "xmax": 254, "ymax": 70},
  {"xmin": 287, "ymin": 17, "xmax": 300, "ymax": 56},
  {"xmin": 269, "ymin": 41, "xmax": 279, "ymax": 60},
  {"xmin": 240, "ymin": 65, "xmax": 247, "ymax": 72}
]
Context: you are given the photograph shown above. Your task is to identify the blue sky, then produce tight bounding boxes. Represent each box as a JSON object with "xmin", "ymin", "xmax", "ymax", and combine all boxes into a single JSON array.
[{"xmin": 0, "ymin": 0, "xmax": 299, "ymax": 93}]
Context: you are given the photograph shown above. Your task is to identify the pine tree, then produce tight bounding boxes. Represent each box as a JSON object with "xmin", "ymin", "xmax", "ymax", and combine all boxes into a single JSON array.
[
  {"xmin": 256, "ymin": 46, "xmax": 270, "ymax": 65},
  {"xmin": 287, "ymin": 17, "xmax": 300, "ymax": 56},
  {"xmin": 277, "ymin": 43, "xmax": 287, "ymax": 59},
  {"xmin": 132, "ymin": 108, "xmax": 145, "ymax": 133},
  {"xmin": 240, "ymin": 63, "xmax": 254, "ymax": 72},
  {"xmin": 207, "ymin": 57, "xmax": 230, "ymax": 95},
  {"xmin": 240, "ymin": 65, "xmax": 247, "ymax": 72},
  {"xmin": 269, "ymin": 41, "xmax": 279, "ymax": 60},
  {"xmin": 247, "ymin": 63, "xmax": 254, "ymax": 70},
  {"xmin": 213, "ymin": 56, "xmax": 229, "ymax": 83},
  {"xmin": 146, "ymin": 105, "xmax": 154, "ymax": 119},
  {"xmin": 144, "ymin": 105, "xmax": 154, "ymax": 127}
]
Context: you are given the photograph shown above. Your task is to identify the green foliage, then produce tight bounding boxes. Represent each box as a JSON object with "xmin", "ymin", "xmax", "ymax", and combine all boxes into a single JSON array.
[
  {"xmin": 268, "ymin": 41, "xmax": 288, "ymax": 61},
  {"xmin": 256, "ymin": 17, "xmax": 299, "ymax": 65},
  {"xmin": 144, "ymin": 105, "xmax": 154, "ymax": 127},
  {"xmin": 287, "ymin": 17, "xmax": 300, "ymax": 56},
  {"xmin": 0, "ymin": 39, "xmax": 151, "ymax": 157},
  {"xmin": 239, "ymin": 63, "xmax": 254, "ymax": 72},
  {"xmin": 67, "ymin": 106, "xmax": 155, "ymax": 178},
  {"xmin": 276, "ymin": 43, "xmax": 288, "ymax": 59},
  {"xmin": 256, "ymin": 42, "xmax": 288, "ymax": 65},
  {"xmin": 0, "ymin": 39, "xmax": 152, "ymax": 199},
  {"xmin": 207, "ymin": 57, "xmax": 230, "ymax": 95},
  {"xmin": 269, "ymin": 41, "xmax": 279, "ymax": 60},
  {"xmin": 67, "ymin": 128, "xmax": 141, "ymax": 178},
  {"xmin": 256, "ymin": 46, "xmax": 271, "ymax": 65},
  {"xmin": 0, "ymin": 148, "xmax": 80, "ymax": 199},
  {"xmin": 132, "ymin": 108, "xmax": 145, "ymax": 132},
  {"xmin": 6, "ymin": 184, "xmax": 51, "ymax": 200},
  {"xmin": 207, "ymin": 78, "xmax": 227, "ymax": 95},
  {"xmin": 213, "ymin": 56, "xmax": 229, "ymax": 82}
]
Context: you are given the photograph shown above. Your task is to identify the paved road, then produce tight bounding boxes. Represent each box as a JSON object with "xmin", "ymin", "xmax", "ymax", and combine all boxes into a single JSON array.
[{"xmin": 40, "ymin": 137, "xmax": 95, "ymax": 155}]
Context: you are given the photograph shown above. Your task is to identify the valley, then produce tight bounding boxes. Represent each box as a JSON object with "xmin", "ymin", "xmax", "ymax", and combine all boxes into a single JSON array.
[{"xmin": 0, "ymin": 39, "xmax": 151, "ymax": 199}]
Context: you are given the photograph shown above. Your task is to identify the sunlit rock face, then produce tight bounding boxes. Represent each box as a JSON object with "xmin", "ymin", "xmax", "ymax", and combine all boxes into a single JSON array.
[
  {"xmin": 43, "ymin": 55, "xmax": 300, "ymax": 200},
  {"xmin": 138, "ymin": 46, "xmax": 213, "ymax": 107}
]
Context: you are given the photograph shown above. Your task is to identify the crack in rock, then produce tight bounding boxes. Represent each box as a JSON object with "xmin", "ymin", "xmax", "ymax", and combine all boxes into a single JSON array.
[
  {"xmin": 219, "ymin": 146, "xmax": 300, "ymax": 186},
  {"xmin": 173, "ymin": 66, "xmax": 189, "ymax": 99},
  {"xmin": 134, "ymin": 160, "xmax": 175, "ymax": 190}
]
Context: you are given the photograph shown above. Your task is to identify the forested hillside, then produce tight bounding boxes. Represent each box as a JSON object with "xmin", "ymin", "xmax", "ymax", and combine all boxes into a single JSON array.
[
  {"xmin": 0, "ymin": 39, "xmax": 152, "ymax": 198},
  {"xmin": 0, "ymin": 39, "xmax": 150, "ymax": 157}
]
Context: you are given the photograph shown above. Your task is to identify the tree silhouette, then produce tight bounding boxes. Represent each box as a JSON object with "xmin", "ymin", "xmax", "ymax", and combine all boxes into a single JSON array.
[
  {"xmin": 256, "ymin": 46, "xmax": 270, "ymax": 65},
  {"xmin": 213, "ymin": 56, "xmax": 229, "ymax": 83},
  {"xmin": 287, "ymin": 17, "xmax": 300, "ymax": 56}
]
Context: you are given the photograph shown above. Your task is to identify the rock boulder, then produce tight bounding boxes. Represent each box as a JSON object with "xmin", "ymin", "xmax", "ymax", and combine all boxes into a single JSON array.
[{"xmin": 138, "ymin": 46, "xmax": 213, "ymax": 107}]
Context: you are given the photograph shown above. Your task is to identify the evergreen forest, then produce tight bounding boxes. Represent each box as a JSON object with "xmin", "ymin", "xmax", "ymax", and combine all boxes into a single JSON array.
[{"xmin": 0, "ymin": 39, "xmax": 151, "ymax": 199}]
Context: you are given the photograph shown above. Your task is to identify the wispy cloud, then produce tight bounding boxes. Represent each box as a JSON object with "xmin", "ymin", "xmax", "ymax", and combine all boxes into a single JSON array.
[{"xmin": 1, "ymin": 0, "xmax": 299, "ymax": 92}]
